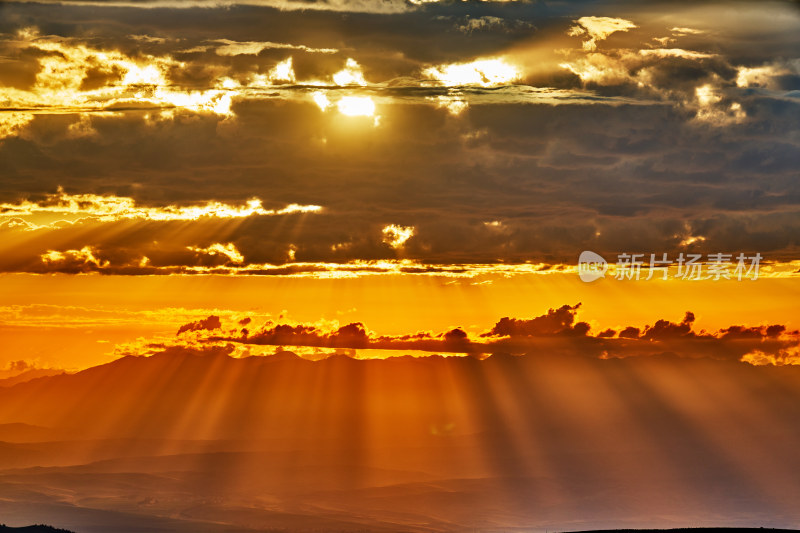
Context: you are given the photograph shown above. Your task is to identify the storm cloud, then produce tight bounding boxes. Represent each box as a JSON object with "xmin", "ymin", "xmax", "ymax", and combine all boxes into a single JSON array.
[{"xmin": 0, "ymin": 0, "xmax": 798, "ymax": 272}]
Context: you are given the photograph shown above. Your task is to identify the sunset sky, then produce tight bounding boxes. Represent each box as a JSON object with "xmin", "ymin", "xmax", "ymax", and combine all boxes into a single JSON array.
[
  {"xmin": 3, "ymin": 2, "xmax": 800, "ymax": 532},
  {"xmin": 1, "ymin": 0, "xmax": 799, "ymax": 369}
]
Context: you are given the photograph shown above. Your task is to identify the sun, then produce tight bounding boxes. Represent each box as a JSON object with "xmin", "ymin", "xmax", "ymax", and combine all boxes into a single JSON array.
[{"xmin": 336, "ymin": 96, "xmax": 376, "ymax": 117}]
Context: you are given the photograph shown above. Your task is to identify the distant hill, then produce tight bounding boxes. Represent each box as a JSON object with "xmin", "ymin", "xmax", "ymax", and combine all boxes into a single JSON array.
[
  {"xmin": 0, "ymin": 526, "xmax": 75, "ymax": 533},
  {"xmin": 2, "ymin": 347, "xmax": 800, "ymax": 444},
  {"xmin": 0, "ymin": 423, "xmax": 74, "ymax": 443},
  {"xmin": 0, "ymin": 369, "xmax": 65, "ymax": 388},
  {"xmin": 2, "ymin": 350, "xmax": 800, "ymax": 531},
  {"xmin": 567, "ymin": 529, "xmax": 800, "ymax": 533}
]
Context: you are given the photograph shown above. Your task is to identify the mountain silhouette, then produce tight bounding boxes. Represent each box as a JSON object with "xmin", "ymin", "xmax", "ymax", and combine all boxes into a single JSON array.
[
  {"xmin": 2, "ymin": 349, "xmax": 800, "ymax": 531},
  {"xmin": 0, "ymin": 526, "xmax": 75, "ymax": 533}
]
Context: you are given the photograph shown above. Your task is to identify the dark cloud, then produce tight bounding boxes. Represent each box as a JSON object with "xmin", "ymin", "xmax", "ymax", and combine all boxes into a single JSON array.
[
  {"xmin": 4, "ymin": 359, "xmax": 31, "ymax": 372},
  {"xmin": 483, "ymin": 303, "xmax": 588, "ymax": 337},
  {"xmin": 177, "ymin": 315, "xmax": 222, "ymax": 334},
  {"xmin": 640, "ymin": 311, "xmax": 696, "ymax": 340},
  {"xmin": 0, "ymin": 0, "xmax": 797, "ymax": 269},
  {"xmin": 168, "ymin": 303, "xmax": 800, "ymax": 364}
]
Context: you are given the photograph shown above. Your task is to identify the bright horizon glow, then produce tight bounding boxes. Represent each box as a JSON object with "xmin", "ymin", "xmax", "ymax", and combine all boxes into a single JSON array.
[
  {"xmin": 2, "ymin": 270, "xmax": 800, "ymax": 371},
  {"xmin": 336, "ymin": 95, "xmax": 376, "ymax": 117},
  {"xmin": 422, "ymin": 58, "xmax": 521, "ymax": 87}
]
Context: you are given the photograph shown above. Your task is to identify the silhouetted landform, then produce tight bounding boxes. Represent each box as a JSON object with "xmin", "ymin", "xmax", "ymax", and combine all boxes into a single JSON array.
[
  {"xmin": 0, "ymin": 526, "xmax": 75, "ymax": 533},
  {"xmin": 0, "ymin": 369, "xmax": 65, "ymax": 388},
  {"xmin": 0, "ymin": 423, "xmax": 78, "ymax": 443},
  {"xmin": 1, "ymin": 349, "xmax": 800, "ymax": 532},
  {"xmin": 566, "ymin": 529, "xmax": 800, "ymax": 533},
  {"xmin": 2, "ymin": 347, "xmax": 800, "ymax": 442},
  {"xmin": 0, "ymin": 368, "xmax": 64, "ymax": 387}
]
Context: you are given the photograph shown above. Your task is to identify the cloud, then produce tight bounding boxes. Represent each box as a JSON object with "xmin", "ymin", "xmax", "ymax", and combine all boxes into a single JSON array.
[
  {"xmin": 177, "ymin": 315, "xmax": 222, "ymax": 335},
  {"xmin": 555, "ymin": 13, "xmax": 780, "ymax": 131},
  {"xmin": 0, "ymin": 303, "xmax": 266, "ymax": 330},
  {"xmin": 639, "ymin": 48, "xmax": 714, "ymax": 60},
  {"xmin": 640, "ymin": 311, "xmax": 696, "ymax": 340},
  {"xmin": 0, "ymin": 28, "xmax": 237, "ymax": 117},
  {"xmin": 670, "ymin": 27, "xmax": 705, "ymax": 36},
  {"xmin": 268, "ymin": 57, "xmax": 296, "ymax": 83},
  {"xmin": 226, "ymin": 321, "xmax": 371, "ymax": 350},
  {"xmin": 41, "ymin": 246, "xmax": 109, "ymax": 272},
  {"xmin": 482, "ymin": 303, "xmax": 589, "ymax": 337},
  {"xmin": 165, "ymin": 304, "xmax": 800, "ymax": 365},
  {"xmin": 0, "ymin": 113, "xmax": 35, "ymax": 140},
  {"xmin": 719, "ymin": 324, "xmax": 786, "ymax": 340},
  {"xmin": 567, "ymin": 16, "xmax": 637, "ymax": 51},
  {"xmin": 454, "ymin": 15, "xmax": 533, "ymax": 34},
  {"xmin": 0, "ymin": 1, "xmax": 797, "ymax": 271},
  {"xmin": 736, "ymin": 60, "xmax": 800, "ymax": 89},
  {"xmin": 422, "ymin": 58, "xmax": 521, "ymax": 87},
  {"xmin": 3, "ymin": 360, "xmax": 32, "ymax": 373},
  {"xmin": 332, "ymin": 58, "xmax": 368, "ymax": 86},
  {"xmin": 3, "ymin": 0, "xmax": 425, "ymax": 13},
  {"xmin": 0, "ymin": 188, "xmax": 322, "ymax": 225},
  {"xmin": 456, "ymin": 15, "xmax": 506, "ymax": 34},
  {"xmin": 0, "ymin": 359, "xmax": 64, "ymax": 383},
  {"xmin": 187, "ymin": 243, "xmax": 245, "ymax": 264},
  {"xmin": 382, "ymin": 224, "xmax": 415, "ymax": 249},
  {"xmin": 742, "ymin": 345, "xmax": 800, "ymax": 366},
  {"xmin": 1, "ymin": 87, "xmax": 799, "ymax": 271},
  {"xmin": 213, "ymin": 39, "xmax": 337, "ymax": 56}
]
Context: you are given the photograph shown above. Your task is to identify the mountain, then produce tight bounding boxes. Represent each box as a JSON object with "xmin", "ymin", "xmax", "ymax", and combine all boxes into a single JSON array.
[
  {"xmin": 568, "ymin": 530, "xmax": 800, "ymax": 533},
  {"xmin": 2, "ymin": 348, "xmax": 800, "ymax": 443},
  {"xmin": 0, "ymin": 423, "xmax": 75, "ymax": 443},
  {"xmin": 0, "ymin": 526, "xmax": 75, "ymax": 533},
  {"xmin": 0, "ymin": 369, "xmax": 65, "ymax": 388},
  {"xmin": 1, "ymin": 349, "xmax": 800, "ymax": 531}
]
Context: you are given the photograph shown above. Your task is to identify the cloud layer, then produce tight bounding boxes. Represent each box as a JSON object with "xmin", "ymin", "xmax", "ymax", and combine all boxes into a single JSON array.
[
  {"xmin": 0, "ymin": 0, "xmax": 797, "ymax": 273},
  {"xmin": 153, "ymin": 303, "xmax": 800, "ymax": 366}
]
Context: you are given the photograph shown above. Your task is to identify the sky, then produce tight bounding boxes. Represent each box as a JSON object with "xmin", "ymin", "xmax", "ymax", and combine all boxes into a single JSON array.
[
  {"xmin": 2, "ymin": 2, "xmax": 800, "ymax": 531},
  {"xmin": 0, "ymin": 0, "xmax": 799, "ymax": 371}
]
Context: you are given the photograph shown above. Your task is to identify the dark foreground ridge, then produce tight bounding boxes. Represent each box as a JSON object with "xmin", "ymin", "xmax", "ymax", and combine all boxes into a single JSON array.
[
  {"xmin": 0, "ymin": 526, "xmax": 75, "ymax": 533},
  {"xmin": 566, "ymin": 529, "xmax": 800, "ymax": 533}
]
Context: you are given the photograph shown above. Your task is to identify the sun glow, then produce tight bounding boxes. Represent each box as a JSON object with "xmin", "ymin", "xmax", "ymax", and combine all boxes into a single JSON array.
[
  {"xmin": 422, "ymin": 58, "xmax": 520, "ymax": 87},
  {"xmin": 269, "ymin": 57, "xmax": 296, "ymax": 83},
  {"xmin": 312, "ymin": 91, "xmax": 332, "ymax": 111},
  {"xmin": 336, "ymin": 96, "xmax": 376, "ymax": 117},
  {"xmin": 332, "ymin": 58, "xmax": 368, "ymax": 86},
  {"xmin": 434, "ymin": 95, "xmax": 469, "ymax": 115}
]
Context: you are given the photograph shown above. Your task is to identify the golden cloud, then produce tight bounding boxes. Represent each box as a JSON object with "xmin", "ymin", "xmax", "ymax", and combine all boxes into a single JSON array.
[
  {"xmin": 41, "ymin": 246, "xmax": 109, "ymax": 270},
  {"xmin": 422, "ymin": 58, "xmax": 520, "ymax": 87},
  {"xmin": 567, "ymin": 16, "xmax": 638, "ymax": 51},
  {"xmin": 0, "ymin": 28, "xmax": 235, "ymax": 117},
  {"xmin": 382, "ymin": 224, "xmax": 415, "ymax": 249},
  {"xmin": 187, "ymin": 243, "xmax": 245, "ymax": 264},
  {"xmin": 213, "ymin": 39, "xmax": 337, "ymax": 56},
  {"xmin": 332, "ymin": 58, "xmax": 368, "ymax": 86},
  {"xmin": 0, "ymin": 188, "xmax": 323, "ymax": 227}
]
